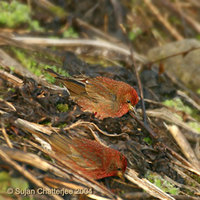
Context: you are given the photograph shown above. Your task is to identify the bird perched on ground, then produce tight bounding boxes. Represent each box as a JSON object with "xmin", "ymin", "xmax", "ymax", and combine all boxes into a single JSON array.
[
  {"xmin": 46, "ymin": 69, "xmax": 139, "ymax": 119},
  {"xmin": 34, "ymin": 132, "xmax": 127, "ymax": 180}
]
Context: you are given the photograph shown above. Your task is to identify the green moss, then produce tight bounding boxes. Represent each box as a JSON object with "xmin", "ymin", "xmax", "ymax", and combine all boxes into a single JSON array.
[
  {"xmin": 8, "ymin": 88, "xmax": 16, "ymax": 93},
  {"xmin": 63, "ymin": 27, "xmax": 79, "ymax": 38},
  {"xmin": 0, "ymin": 171, "xmax": 10, "ymax": 192},
  {"xmin": 191, "ymin": 174, "xmax": 200, "ymax": 184},
  {"xmin": 12, "ymin": 48, "xmax": 42, "ymax": 76},
  {"xmin": 163, "ymin": 98, "xmax": 192, "ymax": 115},
  {"xmin": 163, "ymin": 98, "xmax": 200, "ymax": 121},
  {"xmin": 44, "ymin": 65, "xmax": 69, "ymax": 77},
  {"xmin": 169, "ymin": 16, "xmax": 181, "ymax": 25},
  {"xmin": 143, "ymin": 137, "xmax": 152, "ymax": 145},
  {"xmin": 44, "ymin": 65, "xmax": 69, "ymax": 84},
  {"xmin": 9, "ymin": 66, "xmax": 15, "ymax": 72},
  {"xmin": 163, "ymin": 98, "xmax": 200, "ymax": 133},
  {"xmin": 187, "ymin": 122, "xmax": 200, "ymax": 133},
  {"xmin": 10, "ymin": 48, "xmax": 69, "ymax": 83},
  {"xmin": 0, "ymin": 171, "xmax": 29, "ymax": 197},
  {"xmin": 48, "ymin": 4, "xmax": 67, "ymax": 18},
  {"xmin": 57, "ymin": 103, "xmax": 69, "ymax": 112},
  {"xmin": 29, "ymin": 20, "xmax": 44, "ymax": 32},
  {"xmin": 128, "ymin": 27, "xmax": 142, "ymax": 41},
  {"xmin": 0, "ymin": 0, "xmax": 43, "ymax": 31},
  {"xmin": 0, "ymin": 1, "xmax": 30, "ymax": 27},
  {"xmin": 145, "ymin": 171, "xmax": 180, "ymax": 195},
  {"xmin": 58, "ymin": 123, "xmax": 68, "ymax": 128}
]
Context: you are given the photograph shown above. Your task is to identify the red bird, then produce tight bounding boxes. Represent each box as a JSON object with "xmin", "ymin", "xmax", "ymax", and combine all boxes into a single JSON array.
[
  {"xmin": 38, "ymin": 133, "xmax": 127, "ymax": 180},
  {"xmin": 46, "ymin": 69, "xmax": 139, "ymax": 119}
]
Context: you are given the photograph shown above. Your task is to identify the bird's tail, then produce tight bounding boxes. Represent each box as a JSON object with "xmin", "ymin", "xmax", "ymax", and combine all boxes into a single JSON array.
[
  {"xmin": 44, "ymin": 68, "xmax": 64, "ymax": 79},
  {"xmin": 45, "ymin": 68, "xmax": 86, "ymax": 96}
]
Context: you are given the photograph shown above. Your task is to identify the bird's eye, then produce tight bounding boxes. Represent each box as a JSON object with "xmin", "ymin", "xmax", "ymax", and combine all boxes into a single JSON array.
[
  {"xmin": 127, "ymin": 100, "xmax": 131, "ymax": 103},
  {"xmin": 117, "ymin": 168, "xmax": 122, "ymax": 171}
]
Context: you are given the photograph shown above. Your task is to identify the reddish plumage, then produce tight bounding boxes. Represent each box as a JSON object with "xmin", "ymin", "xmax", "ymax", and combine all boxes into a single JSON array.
[
  {"xmin": 45, "ymin": 134, "xmax": 127, "ymax": 180},
  {"xmin": 46, "ymin": 69, "xmax": 139, "ymax": 119}
]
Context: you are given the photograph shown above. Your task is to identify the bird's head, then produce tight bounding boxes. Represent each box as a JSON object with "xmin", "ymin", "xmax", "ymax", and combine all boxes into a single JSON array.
[
  {"xmin": 122, "ymin": 87, "xmax": 139, "ymax": 113},
  {"xmin": 106, "ymin": 153, "xmax": 127, "ymax": 179}
]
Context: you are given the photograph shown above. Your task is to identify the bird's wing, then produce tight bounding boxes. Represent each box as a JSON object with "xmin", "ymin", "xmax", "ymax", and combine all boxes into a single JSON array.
[
  {"xmin": 85, "ymin": 77, "xmax": 119, "ymax": 111},
  {"xmin": 49, "ymin": 134, "xmax": 102, "ymax": 170},
  {"xmin": 59, "ymin": 78, "xmax": 87, "ymax": 96}
]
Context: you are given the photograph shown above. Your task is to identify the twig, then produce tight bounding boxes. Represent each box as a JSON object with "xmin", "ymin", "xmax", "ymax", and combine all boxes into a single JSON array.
[
  {"xmin": 129, "ymin": 47, "xmax": 147, "ymax": 124},
  {"xmin": 170, "ymin": 163, "xmax": 200, "ymax": 190},
  {"xmin": 0, "ymin": 69, "xmax": 23, "ymax": 87},
  {"xmin": 147, "ymin": 108, "xmax": 200, "ymax": 142},
  {"xmin": 74, "ymin": 18, "xmax": 121, "ymax": 44},
  {"xmin": 165, "ymin": 71, "xmax": 200, "ymax": 105},
  {"xmin": 64, "ymin": 120, "xmax": 127, "ymax": 137},
  {"xmin": 0, "ymin": 49, "xmax": 64, "ymax": 92},
  {"xmin": 189, "ymin": 0, "xmax": 200, "ymax": 8},
  {"xmin": 110, "ymin": 0, "xmax": 123, "ymax": 27},
  {"xmin": 32, "ymin": 0, "xmax": 67, "ymax": 18},
  {"xmin": 118, "ymin": 23, "xmax": 147, "ymax": 124},
  {"xmin": 168, "ymin": 150, "xmax": 200, "ymax": 176},
  {"xmin": 0, "ymin": 148, "xmax": 63, "ymax": 200},
  {"xmin": 147, "ymin": 46, "xmax": 200, "ymax": 66},
  {"xmin": 177, "ymin": 90, "xmax": 200, "ymax": 112},
  {"xmin": 87, "ymin": 126, "xmax": 107, "ymax": 147},
  {"xmin": 143, "ymin": 0, "xmax": 183, "ymax": 40},
  {"xmin": 0, "ymin": 98, "xmax": 16, "ymax": 112},
  {"xmin": 161, "ymin": 0, "xmax": 200, "ymax": 33},
  {"xmin": 129, "ymin": 111, "xmax": 200, "ymax": 175},
  {"xmin": 1, "ymin": 123, "xmax": 13, "ymax": 148},
  {"xmin": 12, "ymin": 36, "xmax": 146, "ymax": 63},
  {"xmin": 125, "ymin": 168, "xmax": 175, "ymax": 200},
  {"xmin": 129, "ymin": 111, "xmax": 157, "ymax": 139},
  {"xmin": 146, "ymin": 108, "xmax": 199, "ymax": 135},
  {"xmin": 164, "ymin": 175, "xmax": 200, "ymax": 194},
  {"xmin": 0, "ymin": 146, "xmax": 70, "ymax": 178},
  {"xmin": 33, "ymin": 0, "xmax": 146, "ymax": 64},
  {"xmin": 167, "ymin": 125, "xmax": 200, "ymax": 170}
]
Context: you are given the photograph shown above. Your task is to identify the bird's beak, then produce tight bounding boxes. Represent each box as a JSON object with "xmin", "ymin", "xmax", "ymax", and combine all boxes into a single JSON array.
[
  {"xmin": 128, "ymin": 103, "xmax": 137, "ymax": 114},
  {"xmin": 117, "ymin": 171, "xmax": 125, "ymax": 181}
]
